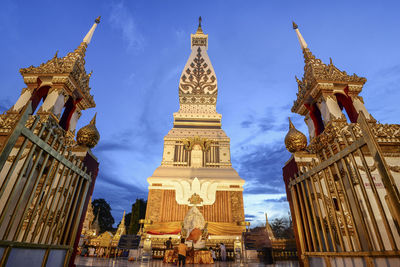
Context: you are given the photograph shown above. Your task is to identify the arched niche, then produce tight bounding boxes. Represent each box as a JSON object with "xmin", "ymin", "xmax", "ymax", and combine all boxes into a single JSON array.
[
  {"xmin": 29, "ymin": 86, "xmax": 50, "ymax": 114},
  {"xmin": 59, "ymin": 91, "xmax": 82, "ymax": 131},
  {"xmin": 191, "ymin": 144, "xmax": 203, "ymax": 168},
  {"xmin": 305, "ymin": 102, "xmax": 325, "ymax": 136},
  {"xmin": 335, "ymin": 89, "xmax": 358, "ymax": 123}
]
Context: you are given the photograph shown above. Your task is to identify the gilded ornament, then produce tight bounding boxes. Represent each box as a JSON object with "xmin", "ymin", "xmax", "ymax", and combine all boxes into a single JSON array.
[
  {"xmin": 357, "ymin": 164, "xmax": 377, "ymax": 173},
  {"xmin": 284, "ymin": 118, "xmax": 307, "ymax": 153},
  {"xmin": 231, "ymin": 191, "xmax": 244, "ymax": 222},
  {"xmin": 183, "ymin": 136, "xmax": 211, "ymax": 151},
  {"xmin": 76, "ymin": 113, "xmax": 100, "ymax": 148},
  {"xmin": 389, "ymin": 165, "xmax": 400, "ymax": 173},
  {"xmin": 291, "ymin": 33, "xmax": 367, "ymax": 114},
  {"xmin": 19, "ymin": 41, "xmax": 95, "ymax": 109},
  {"xmin": 188, "ymin": 193, "xmax": 203, "ymax": 205},
  {"xmin": 179, "ymin": 47, "xmax": 217, "ymax": 105}
]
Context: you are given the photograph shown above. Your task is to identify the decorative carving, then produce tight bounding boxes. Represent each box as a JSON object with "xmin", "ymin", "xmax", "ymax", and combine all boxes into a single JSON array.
[
  {"xmin": 19, "ymin": 43, "xmax": 95, "ymax": 109},
  {"xmin": 357, "ymin": 164, "xmax": 377, "ymax": 173},
  {"xmin": 179, "ymin": 47, "xmax": 217, "ymax": 105},
  {"xmin": 146, "ymin": 189, "xmax": 162, "ymax": 222},
  {"xmin": 23, "ymin": 77, "xmax": 38, "ymax": 84},
  {"xmin": 308, "ymin": 120, "xmax": 400, "ymax": 153},
  {"xmin": 389, "ymin": 165, "xmax": 400, "ymax": 173},
  {"xmin": 188, "ymin": 193, "xmax": 203, "ymax": 205},
  {"xmin": 192, "ymin": 37, "xmax": 207, "ymax": 46},
  {"xmin": 172, "ymin": 177, "xmax": 218, "ymax": 206},
  {"xmin": 7, "ymin": 151, "xmax": 29, "ymax": 162},
  {"xmin": 183, "ymin": 136, "xmax": 211, "ymax": 151},
  {"xmin": 0, "ymin": 113, "xmax": 19, "ymax": 133},
  {"xmin": 292, "ymin": 48, "xmax": 367, "ymax": 113},
  {"xmin": 230, "ymin": 191, "xmax": 244, "ymax": 222}
]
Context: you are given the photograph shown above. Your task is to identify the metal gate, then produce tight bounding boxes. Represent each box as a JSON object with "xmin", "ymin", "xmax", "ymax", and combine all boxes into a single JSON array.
[
  {"xmin": 288, "ymin": 113, "xmax": 400, "ymax": 266},
  {"xmin": 0, "ymin": 102, "xmax": 92, "ymax": 266}
]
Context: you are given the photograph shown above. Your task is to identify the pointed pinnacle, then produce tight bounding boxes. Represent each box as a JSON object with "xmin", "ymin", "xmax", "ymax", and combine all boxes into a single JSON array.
[
  {"xmin": 90, "ymin": 113, "xmax": 97, "ymax": 125},
  {"xmin": 196, "ymin": 16, "xmax": 204, "ymax": 34},
  {"xmin": 288, "ymin": 117, "xmax": 295, "ymax": 129},
  {"xmin": 292, "ymin": 21, "xmax": 298, "ymax": 29},
  {"xmin": 95, "ymin": 16, "xmax": 101, "ymax": 24}
]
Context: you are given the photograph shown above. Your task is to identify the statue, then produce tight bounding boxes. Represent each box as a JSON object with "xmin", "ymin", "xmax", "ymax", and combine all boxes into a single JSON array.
[{"xmin": 182, "ymin": 206, "xmax": 208, "ymax": 249}]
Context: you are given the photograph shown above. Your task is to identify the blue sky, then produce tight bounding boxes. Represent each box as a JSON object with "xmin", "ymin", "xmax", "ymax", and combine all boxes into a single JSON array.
[{"xmin": 1, "ymin": 0, "xmax": 400, "ymax": 226}]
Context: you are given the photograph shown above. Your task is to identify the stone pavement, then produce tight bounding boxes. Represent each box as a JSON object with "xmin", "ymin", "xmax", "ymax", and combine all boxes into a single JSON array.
[{"xmin": 75, "ymin": 256, "xmax": 299, "ymax": 267}]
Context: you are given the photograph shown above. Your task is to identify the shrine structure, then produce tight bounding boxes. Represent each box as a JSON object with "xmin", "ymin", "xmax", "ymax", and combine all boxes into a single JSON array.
[
  {"xmin": 144, "ymin": 18, "xmax": 246, "ymax": 247},
  {"xmin": 0, "ymin": 17, "xmax": 101, "ymax": 266},
  {"xmin": 283, "ymin": 22, "xmax": 400, "ymax": 266}
]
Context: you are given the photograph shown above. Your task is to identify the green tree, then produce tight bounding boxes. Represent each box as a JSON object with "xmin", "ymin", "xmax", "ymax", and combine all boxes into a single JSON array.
[
  {"xmin": 128, "ymin": 199, "xmax": 147, "ymax": 235},
  {"xmin": 124, "ymin": 212, "xmax": 132, "ymax": 229},
  {"xmin": 92, "ymin": 198, "xmax": 115, "ymax": 233},
  {"xmin": 271, "ymin": 215, "xmax": 295, "ymax": 239},
  {"xmin": 271, "ymin": 218, "xmax": 286, "ymax": 238}
]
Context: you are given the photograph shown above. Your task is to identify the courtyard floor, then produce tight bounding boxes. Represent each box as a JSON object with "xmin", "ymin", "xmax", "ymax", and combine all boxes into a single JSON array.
[{"xmin": 75, "ymin": 256, "xmax": 299, "ymax": 267}]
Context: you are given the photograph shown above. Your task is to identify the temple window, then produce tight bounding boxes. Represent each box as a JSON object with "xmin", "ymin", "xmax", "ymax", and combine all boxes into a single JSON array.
[
  {"xmin": 335, "ymin": 90, "xmax": 358, "ymax": 123},
  {"xmin": 30, "ymin": 86, "xmax": 50, "ymax": 113},
  {"xmin": 305, "ymin": 102, "xmax": 325, "ymax": 136}
]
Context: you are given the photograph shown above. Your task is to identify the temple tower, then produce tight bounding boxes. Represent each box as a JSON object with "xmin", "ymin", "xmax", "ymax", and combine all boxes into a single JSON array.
[
  {"xmin": 144, "ymin": 18, "xmax": 246, "ymax": 241},
  {"xmin": 292, "ymin": 21, "xmax": 373, "ymax": 141},
  {"xmin": 113, "ymin": 211, "xmax": 127, "ymax": 241},
  {"xmin": 283, "ymin": 23, "xmax": 400, "ymax": 266}
]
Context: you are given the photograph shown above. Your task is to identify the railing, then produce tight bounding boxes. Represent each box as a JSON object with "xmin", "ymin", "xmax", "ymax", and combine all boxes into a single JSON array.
[
  {"xmin": 0, "ymin": 102, "xmax": 92, "ymax": 266},
  {"xmin": 271, "ymin": 238, "xmax": 298, "ymax": 261},
  {"xmin": 288, "ymin": 113, "xmax": 400, "ymax": 266}
]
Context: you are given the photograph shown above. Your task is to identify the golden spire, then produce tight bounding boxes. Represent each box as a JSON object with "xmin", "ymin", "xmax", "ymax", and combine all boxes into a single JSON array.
[
  {"xmin": 76, "ymin": 113, "xmax": 100, "ymax": 148},
  {"xmin": 265, "ymin": 212, "xmax": 276, "ymax": 240},
  {"xmin": 83, "ymin": 16, "xmax": 101, "ymax": 44},
  {"xmin": 120, "ymin": 210, "xmax": 126, "ymax": 225},
  {"xmin": 196, "ymin": 16, "xmax": 204, "ymax": 34},
  {"xmin": 114, "ymin": 210, "xmax": 126, "ymax": 238},
  {"xmin": 284, "ymin": 117, "xmax": 307, "ymax": 153},
  {"xmin": 289, "ymin": 117, "xmax": 295, "ymax": 129},
  {"xmin": 90, "ymin": 113, "xmax": 97, "ymax": 125},
  {"xmin": 292, "ymin": 21, "xmax": 308, "ymax": 50}
]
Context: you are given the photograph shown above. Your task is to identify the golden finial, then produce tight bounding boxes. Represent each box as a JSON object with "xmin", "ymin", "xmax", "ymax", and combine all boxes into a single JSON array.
[
  {"xmin": 284, "ymin": 117, "xmax": 307, "ymax": 153},
  {"xmin": 88, "ymin": 70, "xmax": 93, "ymax": 78},
  {"xmin": 196, "ymin": 16, "xmax": 204, "ymax": 34},
  {"xmin": 95, "ymin": 16, "xmax": 101, "ymax": 24},
  {"xmin": 53, "ymin": 50, "xmax": 59, "ymax": 58},
  {"xmin": 293, "ymin": 21, "xmax": 308, "ymax": 50},
  {"xmin": 90, "ymin": 112, "xmax": 97, "ymax": 125},
  {"xmin": 76, "ymin": 113, "xmax": 100, "ymax": 148},
  {"xmin": 288, "ymin": 117, "xmax": 295, "ymax": 129},
  {"xmin": 329, "ymin": 57, "xmax": 333, "ymax": 65}
]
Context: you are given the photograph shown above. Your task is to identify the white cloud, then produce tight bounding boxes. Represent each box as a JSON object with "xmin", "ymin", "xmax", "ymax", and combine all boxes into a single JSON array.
[
  {"xmin": 109, "ymin": 1, "xmax": 144, "ymax": 52},
  {"xmin": 243, "ymin": 194, "xmax": 289, "ymax": 226}
]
